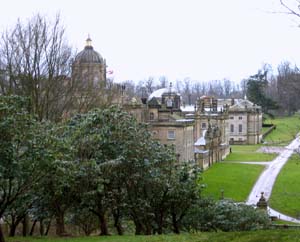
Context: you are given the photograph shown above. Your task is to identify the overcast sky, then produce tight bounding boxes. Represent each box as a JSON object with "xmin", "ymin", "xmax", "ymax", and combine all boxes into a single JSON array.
[{"xmin": 1, "ymin": 0, "xmax": 300, "ymax": 83}]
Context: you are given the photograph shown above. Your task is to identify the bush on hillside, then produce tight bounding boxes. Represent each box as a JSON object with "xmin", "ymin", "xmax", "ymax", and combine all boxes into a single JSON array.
[{"xmin": 183, "ymin": 199, "xmax": 271, "ymax": 232}]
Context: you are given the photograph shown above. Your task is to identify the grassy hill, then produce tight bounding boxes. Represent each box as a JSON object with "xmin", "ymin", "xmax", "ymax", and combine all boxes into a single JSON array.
[
  {"xmin": 200, "ymin": 162, "xmax": 264, "ymax": 201},
  {"xmin": 269, "ymin": 155, "xmax": 300, "ymax": 217},
  {"xmin": 7, "ymin": 230, "xmax": 300, "ymax": 242},
  {"xmin": 224, "ymin": 145, "xmax": 277, "ymax": 162},
  {"xmin": 263, "ymin": 115, "xmax": 300, "ymax": 145}
]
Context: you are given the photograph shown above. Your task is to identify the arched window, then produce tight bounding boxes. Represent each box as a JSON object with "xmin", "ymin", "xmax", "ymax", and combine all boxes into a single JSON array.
[{"xmin": 150, "ymin": 112, "xmax": 154, "ymax": 120}]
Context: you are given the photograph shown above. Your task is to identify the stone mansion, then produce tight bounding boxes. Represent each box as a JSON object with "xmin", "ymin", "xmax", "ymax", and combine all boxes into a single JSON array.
[{"xmin": 73, "ymin": 38, "xmax": 263, "ymax": 169}]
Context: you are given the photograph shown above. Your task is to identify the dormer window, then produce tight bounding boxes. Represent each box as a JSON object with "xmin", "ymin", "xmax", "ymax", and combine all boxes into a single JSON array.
[{"xmin": 166, "ymin": 98, "xmax": 173, "ymax": 108}]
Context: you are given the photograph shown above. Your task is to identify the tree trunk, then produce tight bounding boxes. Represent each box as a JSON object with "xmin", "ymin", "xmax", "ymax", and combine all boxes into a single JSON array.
[
  {"xmin": 55, "ymin": 212, "xmax": 66, "ymax": 236},
  {"xmin": 45, "ymin": 220, "xmax": 52, "ymax": 236},
  {"xmin": 157, "ymin": 212, "xmax": 163, "ymax": 235},
  {"xmin": 22, "ymin": 214, "xmax": 29, "ymax": 236},
  {"xmin": 0, "ymin": 225, "xmax": 5, "ymax": 242},
  {"xmin": 145, "ymin": 223, "xmax": 152, "ymax": 235},
  {"xmin": 99, "ymin": 213, "xmax": 109, "ymax": 236},
  {"xmin": 113, "ymin": 211, "xmax": 123, "ymax": 235},
  {"xmin": 171, "ymin": 212, "xmax": 180, "ymax": 234},
  {"xmin": 134, "ymin": 220, "xmax": 144, "ymax": 235},
  {"xmin": 9, "ymin": 224, "xmax": 17, "ymax": 237},
  {"xmin": 29, "ymin": 219, "xmax": 37, "ymax": 236},
  {"xmin": 39, "ymin": 219, "xmax": 44, "ymax": 236}
]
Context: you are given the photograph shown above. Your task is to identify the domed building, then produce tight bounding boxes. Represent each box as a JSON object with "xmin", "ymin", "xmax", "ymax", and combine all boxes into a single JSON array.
[
  {"xmin": 72, "ymin": 37, "xmax": 106, "ymax": 87},
  {"xmin": 124, "ymin": 85, "xmax": 232, "ymax": 167},
  {"xmin": 148, "ymin": 87, "xmax": 181, "ymax": 111},
  {"xmin": 143, "ymin": 84, "xmax": 195, "ymax": 162}
]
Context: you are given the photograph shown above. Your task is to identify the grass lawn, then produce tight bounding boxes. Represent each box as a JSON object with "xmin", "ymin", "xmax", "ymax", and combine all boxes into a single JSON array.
[
  {"xmin": 7, "ymin": 230, "xmax": 300, "ymax": 242},
  {"xmin": 229, "ymin": 145, "xmax": 261, "ymax": 152},
  {"xmin": 200, "ymin": 162, "xmax": 264, "ymax": 202},
  {"xmin": 272, "ymin": 219, "xmax": 300, "ymax": 225},
  {"xmin": 224, "ymin": 145, "xmax": 277, "ymax": 162},
  {"xmin": 269, "ymin": 155, "xmax": 300, "ymax": 218},
  {"xmin": 262, "ymin": 126, "xmax": 271, "ymax": 134},
  {"xmin": 264, "ymin": 115, "xmax": 300, "ymax": 146}
]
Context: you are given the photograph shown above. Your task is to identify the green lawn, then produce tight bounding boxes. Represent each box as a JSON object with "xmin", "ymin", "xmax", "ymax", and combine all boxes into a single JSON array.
[
  {"xmin": 269, "ymin": 155, "xmax": 300, "ymax": 218},
  {"xmin": 272, "ymin": 220, "xmax": 300, "ymax": 225},
  {"xmin": 262, "ymin": 126, "xmax": 271, "ymax": 134},
  {"xmin": 224, "ymin": 145, "xmax": 277, "ymax": 162},
  {"xmin": 200, "ymin": 162, "xmax": 264, "ymax": 202},
  {"xmin": 224, "ymin": 152, "xmax": 276, "ymax": 162},
  {"xmin": 229, "ymin": 145, "xmax": 261, "ymax": 153},
  {"xmin": 264, "ymin": 115, "xmax": 300, "ymax": 146},
  {"xmin": 7, "ymin": 231, "xmax": 300, "ymax": 242}
]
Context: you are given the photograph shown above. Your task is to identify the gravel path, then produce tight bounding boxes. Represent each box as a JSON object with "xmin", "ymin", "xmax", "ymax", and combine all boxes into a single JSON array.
[
  {"xmin": 245, "ymin": 135, "xmax": 300, "ymax": 222},
  {"xmin": 268, "ymin": 208, "xmax": 300, "ymax": 223}
]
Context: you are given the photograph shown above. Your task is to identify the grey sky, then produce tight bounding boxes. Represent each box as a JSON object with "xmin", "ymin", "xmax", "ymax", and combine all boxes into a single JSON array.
[{"xmin": 1, "ymin": 0, "xmax": 300, "ymax": 83}]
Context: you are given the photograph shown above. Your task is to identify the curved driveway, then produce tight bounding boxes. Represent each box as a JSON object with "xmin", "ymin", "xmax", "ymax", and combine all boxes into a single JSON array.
[{"xmin": 245, "ymin": 136, "xmax": 300, "ymax": 222}]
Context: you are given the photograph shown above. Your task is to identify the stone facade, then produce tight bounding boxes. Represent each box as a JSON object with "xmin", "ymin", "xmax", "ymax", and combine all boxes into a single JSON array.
[
  {"xmin": 146, "ymin": 86, "xmax": 195, "ymax": 162},
  {"xmin": 218, "ymin": 98, "xmax": 262, "ymax": 144},
  {"xmin": 193, "ymin": 96, "xmax": 230, "ymax": 169},
  {"xmin": 124, "ymin": 93, "xmax": 233, "ymax": 169},
  {"xmin": 150, "ymin": 121, "xmax": 195, "ymax": 162},
  {"xmin": 123, "ymin": 86, "xmax": 195, "ymax": 162}
]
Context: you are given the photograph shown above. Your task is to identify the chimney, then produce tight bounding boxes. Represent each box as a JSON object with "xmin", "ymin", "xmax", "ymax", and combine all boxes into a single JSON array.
[
  {"xmin": 141, "ymin": 98, "xmax": 147, "ymax": 104},
  {"xmin": 231, "ymin": 98, "xmax": 235, "ymax": 106}
]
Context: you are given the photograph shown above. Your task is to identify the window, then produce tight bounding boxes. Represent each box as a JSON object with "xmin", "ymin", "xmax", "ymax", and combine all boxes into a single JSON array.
[
  {"xmin": 239, "ymin": 116, "xmax": 243, "ymax": 120},
  {"xmin": 202, "ymin": 122, "xmax": 206, "ymax": 128},
  {"xmin": 239, "ymin": 124, "xmax": 243, "ymax": 132},
  {"xmin": 166, "ymin": 98, "xmax": 173, "ymax": 108},
  {"xmin": 230, "ymin": 124, "xmax": 234, "ymax": 133},
  {"xmin": 168, "ymin": 130, "xmax": 175, "ymax": 139},
  {"xmin": 149, "ymin": 112, "xmax": 154, "ymax": 120},
  {"xmin": 230, "ymin": 116, "xmax": 234, "ymax": 119}
]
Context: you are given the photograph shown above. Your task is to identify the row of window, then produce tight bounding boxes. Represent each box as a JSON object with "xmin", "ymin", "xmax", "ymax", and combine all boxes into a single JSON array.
[
  {"xmin": 231, "ymin": 124, "xmax": 243, "ymax": 133},
  {"xmin": 167, "ymin": 124, "xmax": 243, "ymax": 139},
  {"xmin": 201, "ymin": 123, "xmax": 243, "ymax": 132},
  {"xmin": 230, "ymin": 137, "xmax": 244, "ymax": 141},
  {"xmin": 165, "ymin": 125, "xmax": 243, "ymax": 140},
  {"xmin": 152, "ymin": 115, "xmax": 243, "ymax": 122}
]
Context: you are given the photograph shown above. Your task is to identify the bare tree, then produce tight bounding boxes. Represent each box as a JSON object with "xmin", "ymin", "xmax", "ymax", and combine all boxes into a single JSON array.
[
  {"xmin": 182, "ymin": 77, "xmax": 192, "ymax": 105},
  {"xmin": 0, "ymin": 14, "xmax": 75, "ymax": 121},
  {"xmin": 120, "ymin": 80, "xmax": 136, "ymax": 99},
  {"xmin": 158, "ymin": 76, "xmax": 168, "ymax": 88},
  {"xmin": 223, "ymin": 79, "xmax": 232, "ymax": 98},
  {"xmin": 279, "ymin": 0, "xmax": 300, "ymax": 18},
  {"xmin": 276, "ymin": 61, "xmax": 300, "ymax": 115},
  {"xmin": 145, "ymin": 76, "xmax": 155, "ymax": 95}
]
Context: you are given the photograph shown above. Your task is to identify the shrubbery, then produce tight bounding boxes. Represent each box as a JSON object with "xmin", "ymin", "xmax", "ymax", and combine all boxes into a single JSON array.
[{"xmin": 184, "ymin": 199, "xmax": 270, "ymax": 232}]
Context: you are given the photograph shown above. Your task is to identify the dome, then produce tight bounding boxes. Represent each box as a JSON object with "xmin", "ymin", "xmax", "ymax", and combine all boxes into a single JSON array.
[
  {"xmin": 74, "ymin": 37, "xmax": 103, "ymax": 64},
  {"xmin": 148, "ymin": 88, "xmax": 169, "ymax": 101},
  {"xmin": 147, "ymin": 85, "xmax": 180, "ymax": 101}
]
